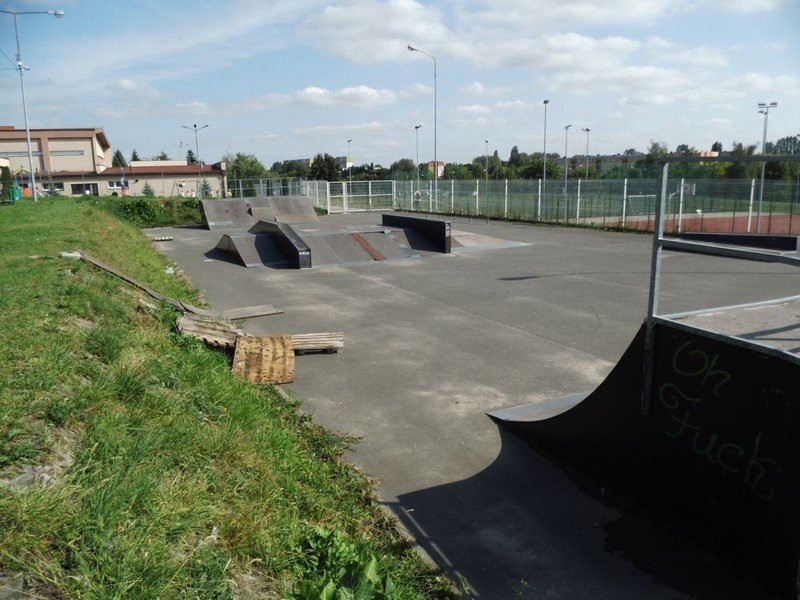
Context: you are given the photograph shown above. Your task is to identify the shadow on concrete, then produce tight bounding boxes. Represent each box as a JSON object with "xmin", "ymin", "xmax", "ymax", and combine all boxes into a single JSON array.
[{"xmin": 388, "ymin": 427, "xmax": 775, "ymax": 600}]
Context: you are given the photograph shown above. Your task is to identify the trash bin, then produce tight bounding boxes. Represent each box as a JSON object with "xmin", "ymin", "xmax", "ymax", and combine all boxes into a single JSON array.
[{"xmin": 10, "ymin": 186, "xmax": 21, "ymax": 202}]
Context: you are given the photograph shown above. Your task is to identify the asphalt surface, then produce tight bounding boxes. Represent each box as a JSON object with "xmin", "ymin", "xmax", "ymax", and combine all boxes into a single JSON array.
[{"xmin": 148, "ymin": 213, "xmax": 800, "ymax": 599}]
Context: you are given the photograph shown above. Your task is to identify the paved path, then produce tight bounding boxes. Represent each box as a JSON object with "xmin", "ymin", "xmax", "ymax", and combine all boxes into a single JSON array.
[{"xmin": 149, "ymin": 214, "xmax": 798, "ymax": 599}]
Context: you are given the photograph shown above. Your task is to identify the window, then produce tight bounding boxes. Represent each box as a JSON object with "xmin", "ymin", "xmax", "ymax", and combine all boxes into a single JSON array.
[
  {"xmin": 43, "ymin": 182, "xmax": 65, "ymax": 192},
  {"xmin": 107, "ymin": 179, "xmax": 128, "ymax": 189}
]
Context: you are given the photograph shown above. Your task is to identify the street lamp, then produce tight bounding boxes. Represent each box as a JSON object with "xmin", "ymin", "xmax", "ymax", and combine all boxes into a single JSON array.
[
  {"xmin": 1, "ymin": 8, "xmax": 65, "ymax": 202},
  {"xmin": 347, "ymin": 139, "xmax": 352, "ymax": 188},
  {"xmin": 564, "ymin": 124, "xmax": 571, "ymax": 219},
  {"xmin": 756, "ymin": 101, "xmax": 778, "ymax": 233},
  {"xmin": 581, "ymin": 127, "xmax": 591, "ymax": 180},
  {"xmin": 542, "ymin": 99, "xmax": 549, "ymax": 218},
  {"xmin": 408, "ymin": 44, "xmax": 437, "ymax": 211},
  {"xmin": 182, "ymin": 123, "xmax": 208, "ymax": 197},
  {"xmin": 414, "ymin": 124, "xmax": 422, "ymax": 194}
]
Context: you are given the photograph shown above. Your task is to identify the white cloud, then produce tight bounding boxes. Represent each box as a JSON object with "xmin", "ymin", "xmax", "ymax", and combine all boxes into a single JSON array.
[
  {"xmin": 456, "ymin": 104, "xmax": 491, "ymax": 115},
  {"xmin": 454, "ymin": 0, "xmax": 688, "ymax": 30},
  {"xmin": 175, "ymin": 100, "xmax": 211, "ymax": 114},
  {"xmin": 231, "ymin": 94, "xmax": 294, "ymax": 112},
  {"xmin": 307, "ymin": 0, "xmax": 449, "ymax": 63},
  {"xmin": 403, "ymin": 82, "xmax": 434, "ymax": 95},
  {"xmin": 458, "ymin": 82, "xmax": 511, "ymax": 97},
  {"xmin": 106, "ymin": 78, "xmax": 163, "ymax": 99},
  {"xmin": 295, "ymin": 85, "xmax": 398, "ymax": 107},
  {"xmin": 495, "ymin": 100, "xmax": 530, "ymax": 110},
  {"xmin": 450, "ymin": 33, "xmax": 640, "ymax": 70},
  {"xmin": 550, "ymin": 66, "xmax": 686, "ymax": 95},
  {"xmin": 294, "ymin": 120, "xmax": 399, "ymax": 135},
  {"xmin": 706, "ymin": 0, "xmax": 792, "ymax": 12}
]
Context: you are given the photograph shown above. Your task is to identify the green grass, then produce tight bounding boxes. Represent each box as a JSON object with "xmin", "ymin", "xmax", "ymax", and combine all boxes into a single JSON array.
[{"xmin": 0, "ymin": 197, "xmax": 451, "ymax": 598}]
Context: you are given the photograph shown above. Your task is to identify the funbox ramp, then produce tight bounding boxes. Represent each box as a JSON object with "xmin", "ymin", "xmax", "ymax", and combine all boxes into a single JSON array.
[
  {"xmin": 215, "ymin": 220, "xmax": 416, "ymax": 269},
  {"xmin": 201, "ymin": 197, "xmax": 318, "ymax": 230},
  {"xmin": 489, "ymin": 319, "xmax": 800, "ymax": 597}
]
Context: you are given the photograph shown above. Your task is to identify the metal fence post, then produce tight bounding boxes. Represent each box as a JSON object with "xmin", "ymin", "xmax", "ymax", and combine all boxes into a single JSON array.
[
  {"xmin": 392, "ymin": 180, "xmax": 396, "ymax": 209},
  {"xmin": 450, "ymin": 179, "xmax": 454, "ymax": 213},
  {"xmin": 326, "ymin": 181, "xmax": 331, "ymax": 214},
  {"xmin": 504, "ymin": 179, "xmax": 508, "ymax": 219},
  {"xmin": 576, "ymin": 178, "xmax": 581, "ymax": 221},
  {"xmin": 677, "ymin": 177, "xmax": 685, "ymax": 233},
  {"xmin": 537, "ymin": 178, "xmax": 542, "ymax": 220},
  {"xmin": 747, "ymin": 178, "xmax": 755, "ymax": 233},
  {"xmin": 622, "ymin": 178, "xmax": 628, "ymax": 228},
  {"xmin": 368, "ymin": 181, "xmax": 372, "ymax": 209}
]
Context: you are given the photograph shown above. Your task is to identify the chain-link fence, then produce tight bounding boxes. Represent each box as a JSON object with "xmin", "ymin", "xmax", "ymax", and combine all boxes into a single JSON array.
[
  {"xmin": 226, "ymin": 177, "xmax": 307, "ymax": 198},
  {"xmin": 392, "ymin": 177, "xmax": 800, "ymax": 235},
  {"xmin": 228, "ymin": 175, "xmax": 800, "ymax": 235}
]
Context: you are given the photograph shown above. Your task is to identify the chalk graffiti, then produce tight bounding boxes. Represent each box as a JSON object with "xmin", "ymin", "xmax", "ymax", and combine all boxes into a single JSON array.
[{"xmin": 658, "ymin": 341, "xmax": 779, "ymax": 501}]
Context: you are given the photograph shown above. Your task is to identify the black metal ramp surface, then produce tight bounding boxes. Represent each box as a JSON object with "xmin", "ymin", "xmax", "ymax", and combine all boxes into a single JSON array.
[
  {"xmin": 200, "ymin": 198, "xmax": 253, "ymax": 229},
  {"xmin": 214, "ymin": 233, "xmax": 287, "ymax": 268},
  {"xmin": 490, "ymin": 320, "xmax": 800, "ymax": 598}
]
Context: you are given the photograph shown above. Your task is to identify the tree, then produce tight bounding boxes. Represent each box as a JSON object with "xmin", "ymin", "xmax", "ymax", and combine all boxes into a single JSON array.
[
  {"xmin": 768, "ymin": 136, "xmax": 800, "ymax": 155},
  {"xmin": 186, "ymin": 149, "xmax": 198, "ymax": 165},
  {"xmin": 724, "ymin": 141, "xmax": 758, "ymax": 179},
  {"xmin": 390, "ymin": 158, "xmax": 415, "ymax": 179},
  {"xmin": 623, "ymin": 148, "xmax": 638, "ymax": 156},
  {"xmin": 200, "ymin": 180, "xmax": 212, "ymax": 197},
  {"xmin": 711, "ymin": 141, "xmax": 723, "ymax": 153},
  {"xmin": 508, "ymin": 146, "xmax": 523, "ymax": 167},
  {"xmin": 141, "ymin": 182, "xmax": 155, "ymax": 197},
  {"xmin": 130, "ymin": 149, "xmax": 141, "ymax": 162},
  {"xmin": 309, "ymin": 153, "xmax": 341, "ymax": 181},
  {"xmin": 223, "ymin": 152, "xmax": 271, "ymax": 180},
  {"xmin": 112, "ymin": 149, "xmax": 127, "ymax": 168},
  {"xmin": 1, "ymin": 166, "xmax": 13, "ymax": 200},
  {"xmin": 152, "ymin": 151, "xmax": 170, "ymax": 160}
]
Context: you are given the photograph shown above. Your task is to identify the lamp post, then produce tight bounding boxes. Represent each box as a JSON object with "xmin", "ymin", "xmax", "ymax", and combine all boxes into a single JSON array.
[
  {"xmin": 756, "ymin": 102, "xmax": 777, "ymax": 233},
  {"xmin": 564, "ymin": 124, "xmax": 571, "ymax": 219},
  {"xmin": 408, "ymin": 44, "xmax": 437, "ymax": 211},
  {"xmin": 182, "ymin": 123, "xmax": 208, "ymax": 197},
  {"xmin": 347, "ymin": 139, "xmax": 352, "ymax": 189},
  {"xmin": 581, "ymin": 127, "xmax": 591, "ymax": 180},
  {"xmin": 542, "ymin": 99, "xmax": 549, "ymax": 217},
  {"xmin": 1, "ymin": 8, "xmax": 64, "ymax": 202},
  {"xmin": 414, "ymin": 124, "xmax": 422, "ymax": 194}
]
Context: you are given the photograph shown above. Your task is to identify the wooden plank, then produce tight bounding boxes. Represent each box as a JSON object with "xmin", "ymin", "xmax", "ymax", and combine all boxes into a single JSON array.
[
  {"xmin": 232, "ymin": 335, "xmax": 294, "ymax": 384},
  {"xmin": 79, "ymin": 253, "xmax": 282, "ymax": 318},
  {"xmin": 291, "ymin": 332, "xmax": 344, "ymax": 353},
  {"xmin": 176, "ymin": 314, "xmax": 240, "ymax": 347},
  {"xmin": 219, "ymin": 305, "xmax": 283, "ymax": 319}
]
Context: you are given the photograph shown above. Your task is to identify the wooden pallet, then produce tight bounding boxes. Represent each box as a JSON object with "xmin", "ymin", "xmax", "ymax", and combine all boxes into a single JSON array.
[{"xmin": 232, "ymin": 335, "xmax": 295, "ymax": 384}]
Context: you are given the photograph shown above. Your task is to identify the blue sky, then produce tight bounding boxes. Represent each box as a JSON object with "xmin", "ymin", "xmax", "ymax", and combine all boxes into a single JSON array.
[{"xmin": 1, "ymin": 0, "xmax": 798, "ymax": 169}]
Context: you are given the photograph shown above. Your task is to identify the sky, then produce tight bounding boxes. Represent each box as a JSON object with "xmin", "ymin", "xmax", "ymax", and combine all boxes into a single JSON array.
[{"xmin": 0, "ymin": 0, "xmax": 798, "ymax": 170}]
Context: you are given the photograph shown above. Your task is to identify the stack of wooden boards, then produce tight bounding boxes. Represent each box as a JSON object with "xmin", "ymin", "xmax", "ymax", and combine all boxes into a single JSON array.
[{"xmin": 176, "ymin": 313, "xmax": 343, "ymax": 385}]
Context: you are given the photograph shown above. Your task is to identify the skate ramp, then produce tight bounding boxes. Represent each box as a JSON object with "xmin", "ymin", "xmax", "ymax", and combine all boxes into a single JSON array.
[
  {"xmin": 266, "ymin": 196, "xmax": 319, "ymax": 224},
  {"xmin": 214, "ymin": 233, "xmax": 287, "ymax": 268},
  {"xmin": 200, "ymin": 198, "xmax": 252, "ymax": 229},
  {"xmin": 301, "ymin": 230, "xmax": 417, "ymax": 267},
  {"xmin": 489, "ymin": 319, "xmax": 800, "ymax": 596}
]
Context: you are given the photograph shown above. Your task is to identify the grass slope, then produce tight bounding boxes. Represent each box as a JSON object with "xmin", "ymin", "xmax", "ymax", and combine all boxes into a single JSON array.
[{"xmin": 0, "ymin": 198, "xmax": 450, "ymax": 598}]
